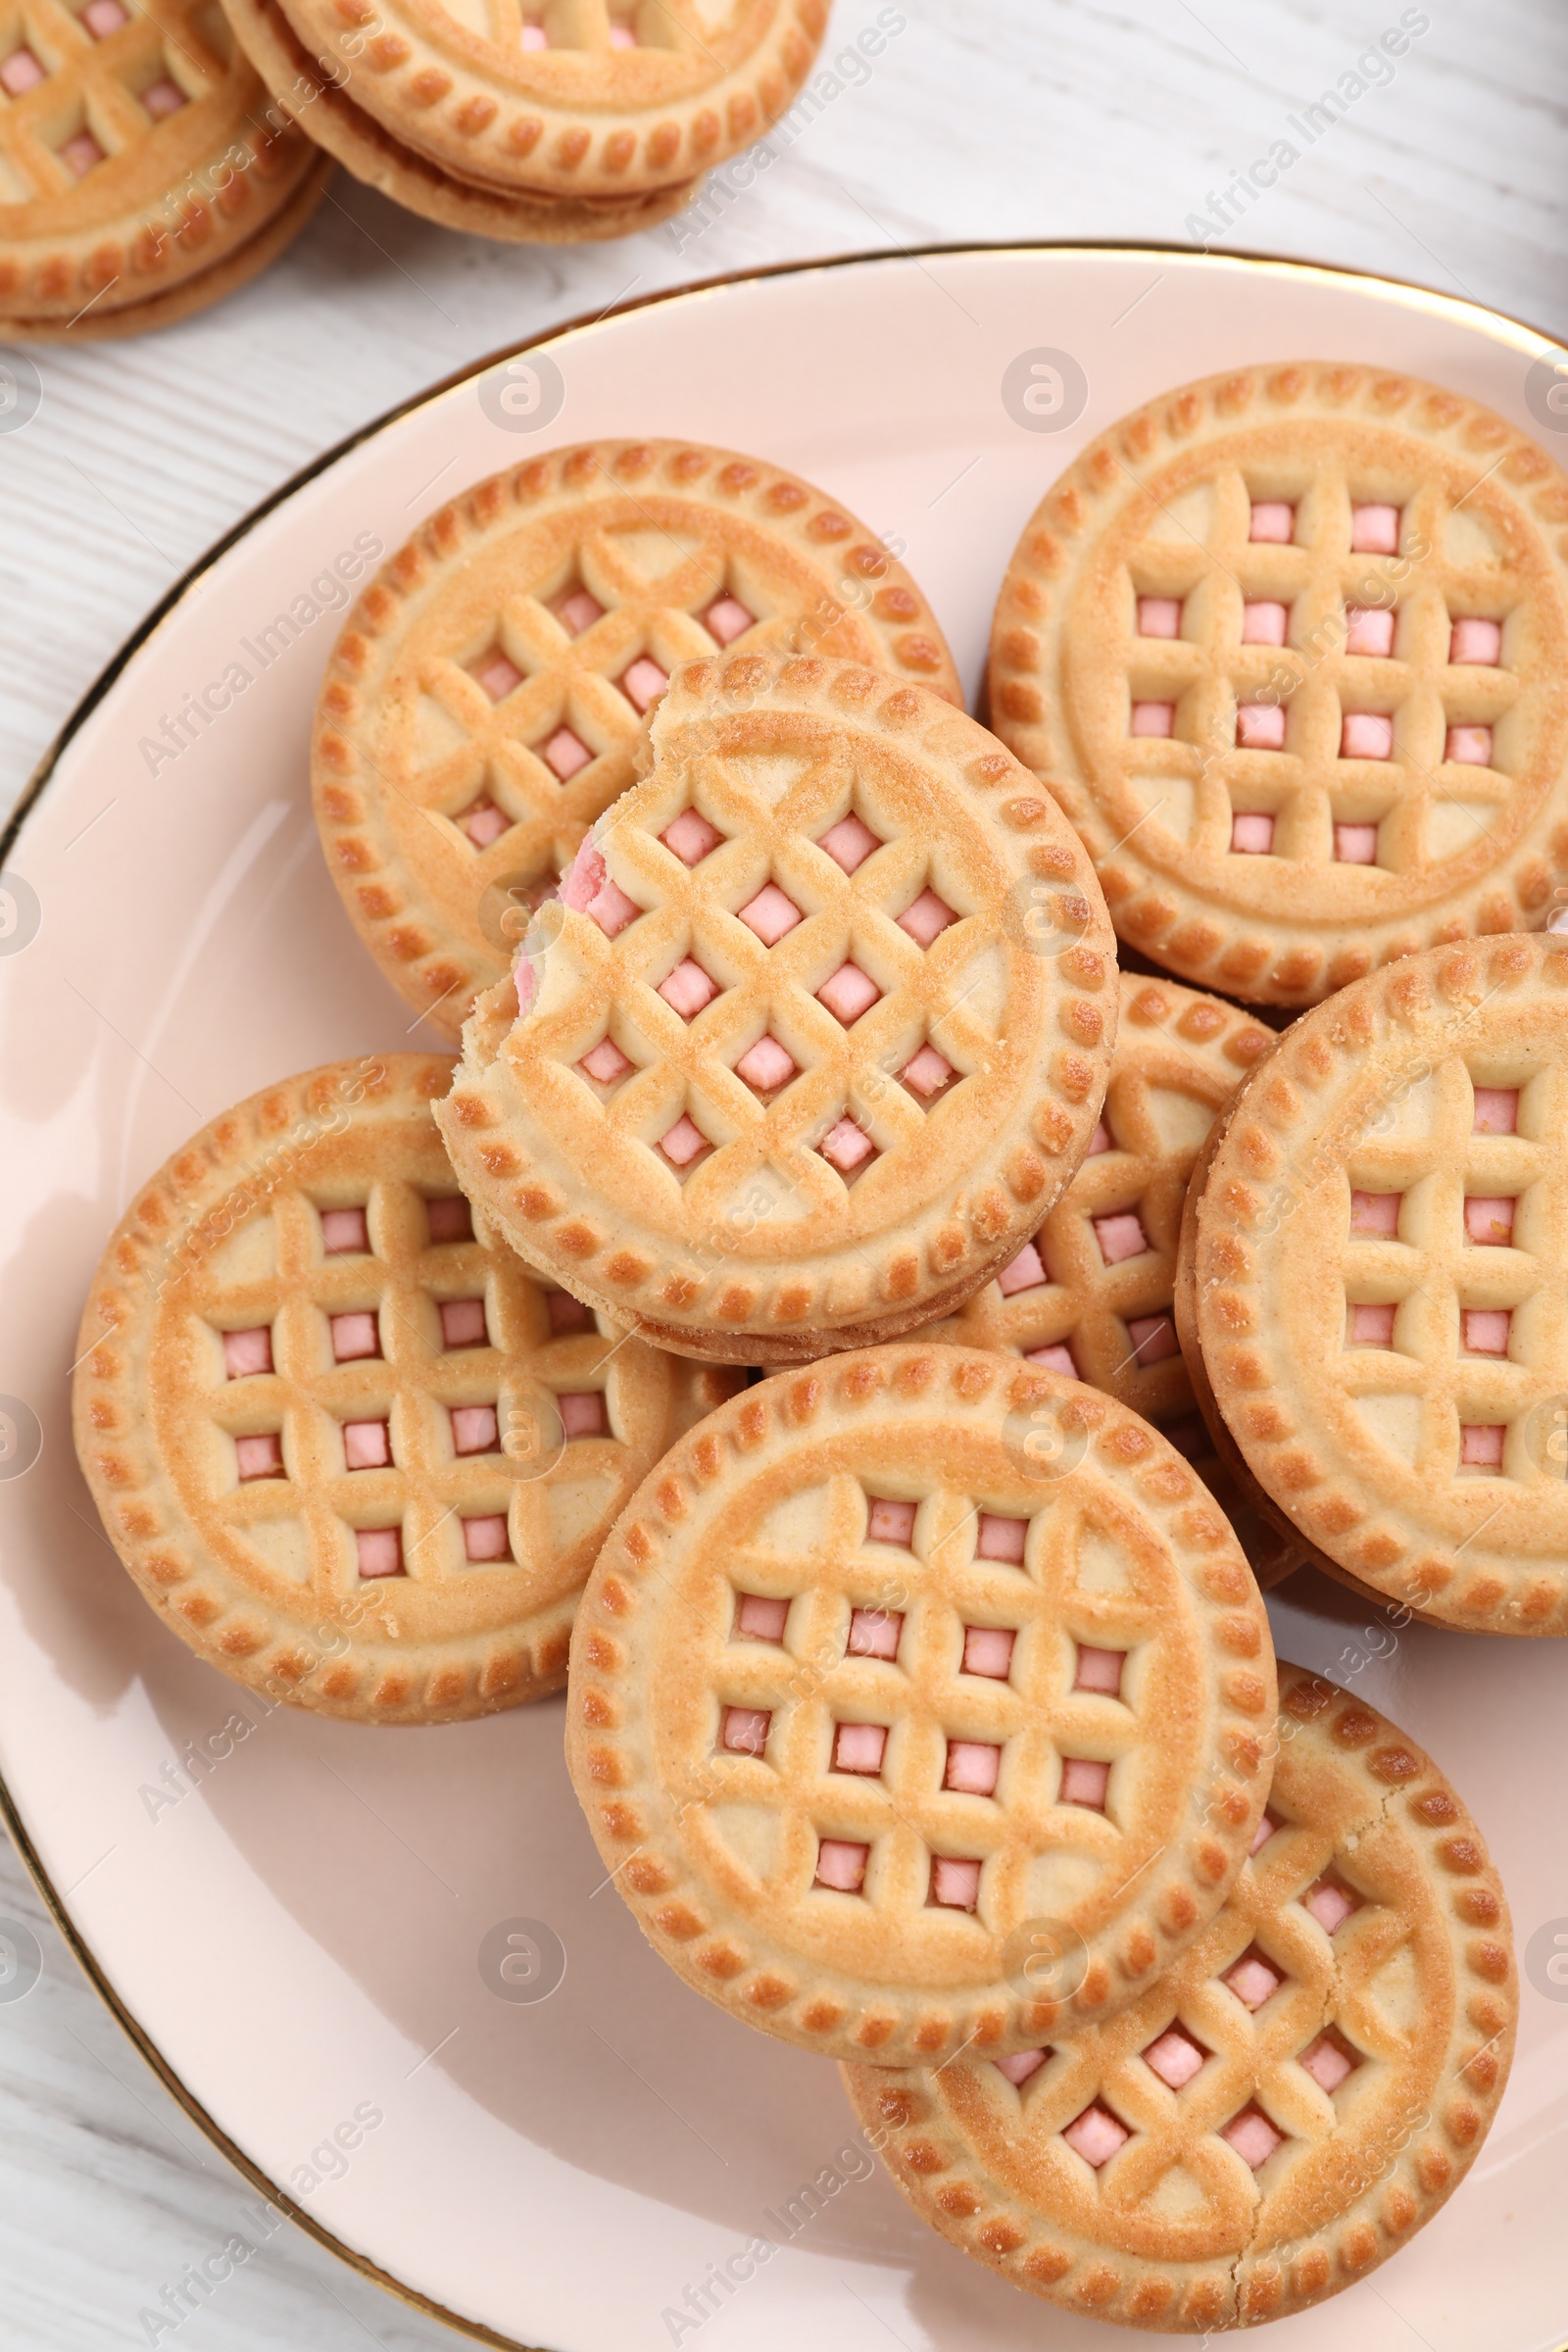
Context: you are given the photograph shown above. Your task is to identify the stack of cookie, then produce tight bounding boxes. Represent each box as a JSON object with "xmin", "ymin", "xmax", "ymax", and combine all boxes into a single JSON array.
[
  {"xmin": 0, "ymin": 0, "xmax": 330, "ymax": 340},
  {"xmin": 72, "ymin": 370, "xmax": 1555, "ymax": 2328},
  {"xmin": 220, "ymin": 0, "xmax": 829, "ymax": 243}
]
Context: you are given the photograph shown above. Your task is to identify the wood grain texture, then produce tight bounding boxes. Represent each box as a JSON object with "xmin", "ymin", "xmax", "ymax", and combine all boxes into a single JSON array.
[{"xmin": 0, "ymin": 0, "xmax": 1563, "ymax": 2340}]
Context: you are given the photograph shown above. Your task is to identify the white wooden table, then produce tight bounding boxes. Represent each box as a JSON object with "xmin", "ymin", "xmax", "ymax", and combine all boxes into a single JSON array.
[{"xmin": 1, "ymin": 2, "xmax": 1563, "ymax": 2342}]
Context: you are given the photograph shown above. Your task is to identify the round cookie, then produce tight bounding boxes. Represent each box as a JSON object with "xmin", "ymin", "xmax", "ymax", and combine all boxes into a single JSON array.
[
  {"xmin": 921, "ymin": 969, "xmax": 1301, "ymax": 1589},
  {"xmin": 436, "ymin": 653, "xmax": 1117, "ymax": 1362},
  {"xmin": 0, "ymin": 0, "xmax": 322, "ymax": 326},
  {"xmin": 990, "ymin": 362, "xmax": 1568, "ymax": 1007},
  {"xmin": 842, "ymin": 1660, "xmax": 1516, "ymax": 2332},
  {"xmin": 1180, "ymin": 934, "xmax": 1568, "ymax": 1634},
  {"xmin": 0, "ymin": 148, "xmax": 331, "ymax": 340},
  {"xmin": 72, "ymin": 1054, "xmax": 740, "ymax": 1725},
  {"xmin": 565, "ymin": 1343, "xmax": 1277, "ymax": 2066},
  {"xmin": 272, "ymin": 0, "xmax": 825, "ymax": 203},
  {"xmin": 313, "ymin": 444, "xmax": 962, "ymax": 1039},
  {"xmin": 220, "ymin": 0, "xmax": 699, "ymax": 242}
]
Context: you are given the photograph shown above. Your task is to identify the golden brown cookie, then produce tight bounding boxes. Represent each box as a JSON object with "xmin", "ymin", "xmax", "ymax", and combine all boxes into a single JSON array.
[
  {"xmin": 273, "ymin": 0, "xmax": 825, "ymax": 201},
  {"xmin": 990, "ymin": 362, "xmax": 1568, "ymax": 1006},
  {"xmin": 313, "ymin": 444, "xmax": 962, "ymax": 1039},
  {"xmin": 1179, "ymin": 934, "xmax": 1568, "ymax": 1633},
  {"xmin": 72, "ymin": 1054, "xmax": 740, "ymax": 1724},
  {"xmin": 842, "ymin": 1659, "xmax": 1515, "ymax": 2331},
  {"xmin": 435, "ymin": 652, "xmax": 1117, "ymax": 1362},
  {"xmin": 0, "ymin": 147, "xmax": 330, "ymax": 339},
  {"xmin": 920, "ymin": 969, "xmax": 1301, "ymax": 1589},
  {"xmin": 220, "ymin": 0, "xmax": 699, "ymax": 241},
  {"xmin": 0, "ymin": 0, "xmax": 322, "ymax": 324},
  {"xmin": 565, "ymin": 1343, "xmax": 1277, "ymax": 2066}
]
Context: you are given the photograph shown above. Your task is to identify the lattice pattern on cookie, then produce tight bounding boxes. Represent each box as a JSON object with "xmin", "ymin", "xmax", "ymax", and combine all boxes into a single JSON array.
[
  {"xmin": 992, "ymin": 365, "xmax": 1568, "ymax": 1004},
  {"xmin": 566, "ymin": 1347, "xmax": 1276, "ymax": 2063},
  {"xmin": 0, "ymin": 0, "xmax": 208, "ymax": 197},
  {"xmin": 840, "ymin": 1661, "xmax": 1517, "ymax": 2328},
  {"xmin": 313, "ymin": 444, "xmax": 959, "ymax": 1038},
  {"xmin": 1189, "ymin": 937, "xmax": 1568, "ymax": 1629},
  {"xmin": 72, "ymin": 1056, "xmax": 736, "ymax": 1725}
]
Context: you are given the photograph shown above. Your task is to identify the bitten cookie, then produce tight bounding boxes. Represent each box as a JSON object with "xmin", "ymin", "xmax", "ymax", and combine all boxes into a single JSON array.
[
  {"xmin": 990, "ymin": 362, "xmax": 1568, "ymax": 1005},
  {"xmin": 565, "ymin": 1343, "xmax": 1277, "ymax": 2067},
  {"xmin": 842, "ymin": 1661, "xmax": 1515, "ymax": 2332},
  {"xmin": 0, "ymin": 0, "xmax": 324, "ymax": 334},
  {"xmin": 313, "ymin": 442, "xmax": 961, "ymax": 1037},
  {"xmin": 72, "ymin": 1054, "xmax": 739, "ymax": 1725},
  {"xmin": 435, "ymin": 652, "xmax": 1117, "ymax": 1361},
  {"xmin": 921, "ymin": 969, "xmax": 1301, "ymax": 1588},
  {"xmin": 1179, "ymin": 935, "xmax": 1568, "ymax": 1634}
]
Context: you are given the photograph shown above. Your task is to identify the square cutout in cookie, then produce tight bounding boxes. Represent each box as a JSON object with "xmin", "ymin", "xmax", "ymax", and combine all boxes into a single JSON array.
[
  {"xmin": 975, "ymin": 1512, "xmax": 1028, "ymax": 1564},
  {"xmin": 450, "ymin": 1403, "xmax": 499, "ymax": 1456},
  {"xmin": 1349, "ymin": 503, "xmax": 1400, "ymax": 554},
  {"xmin": 222, "ymin": 1324, "xmax": 274, "ymax": 1379},
  {"xmin": 1459, "ymin": 1421, "xmax": 1507, "ymax": 1471},
  {"xmin": 355, "ymin": 1525, "xmax": 404, "ymax": 1579},
  {"xmin": 1449, "ymin": 616, "xmax": 1502, "ymax": 666},
  {"xmin": 56, "ymin": 124, "xmax": 108, "ymax": 176},
  {"xmin": 1143, "ymin": 2024, "xmax": 1208, "ymax": 2090},
  {"xmin": 657, "ymin": 956, "xmax": 722, "ymax": 1021},
  {"xmin": 469, "ymin": 646, "xmax": 524, "ymax": 703},
  {"xmin": 997, "ymin": 1242, "xmax": 1049, "ymax": 1296},
  {"xmin": 1074, "ymin": 1643, "xmax": 1124, "ymax": 1696},
  {"xmin": 734, "ymin": 1592, "xmax": 789, "ymax": 1643},
  {"xmin": 735, "ymin": 881, "xmax": 803, "ymax": 946},
  {"xmin": 1125, "ymin": 1312, "xmax": 1179, "ymax": 1365},
  {"xmin": 815, "ymin": 810, "xmax": 882, "ymax": 873},
  {"xmin": 657, "ymin": 1111, "xmax": 713, "ymax": 1175},
  {"xmin": 1471, "ymin": 1085, "xmax": 1518, "ymax": 1135},
  {"xmin": 1025, "ymin": 1341, "xmax": 1079, "ymax": 1375},
  {"xmin": 1349, "ymin": 1189, "xmax": 1403, "ymax": 1239},
  {"xmin": 1345, "ymin": 606, "xmax": 1396, "ymax": 658},
  {"xmin": 83, "ymin": 0, "xmax": 129, "ymax": 32},
  {"xmin": 235, "ymin": 1432, "xmax": 284, "ymax": 1483},
  {"xmin": 1248, "ymin": 500, "xmax": 1295, "ymax": 544},
  {"xmin": 995, "ymin": 2047, "xmax": 1050, "ymax": 2087},
  {"xmin": 617, "ymin": 655, "xmax": 668, "ymax": 714},
  {"xmin": 1137, "ymin": 596, "xmax": 1182, "ymax": 637},
  {"xmin": 1094, "ymin": 1210, "xmax": 1150, "ymax": 1265},
  {"xmin": 550, "ymin": 583, "xmax": 605, "ymax": 636},
  {"xmin": 734, "ymin": 1033, "xmax": 799, "ymax": 1096},
  {"xmin": 865, "ymin": 1495, "xmax": 915, "ymax": 1547},
  {"xmin": 1129, "ymin": 701, "xmax": 1175, "ymax": 737},
  {"xmin": 832, "ymin": 1722, "xmax": 887, "ymax": 1777},
  {"xmin": 455, "ymin": 794, "xmax": 512, "ymax": 850},
  {"xmin": 1334, "ymin": 821, "xmax": 1380, "ymax": 863},
  {"xmin": 1446, "ymin": 722, "xmax": 1494, "ymax": 766},
  {"xmin": 578, "ymin": 1034, "xmax": 637, "ymax": 1088},
  {"xmin": 847, "ymin": 1606, "xmax": 903, "ymax": 1661},
  {"xmin": 1347, "ymin": 1301, "xmax": 1396, "ymax": 1348},
  {"xmin": 1340, "ymin": 710, "xmax": 1395, "ymax": 760},
  {"xmin": 320, "ymin": 1205, "xmax": 370, "ymax": 1256},
  {"xmin": 342, "ymin": 1417, "xmax": 391, "ymax": 1471},
  {"xmin": 138, "ymin": 73, "xmax": 188, "ymax": 119},
  {"xmin": 1250, "ymin": 1811, "xmax": 1281, "ymax": 1854},
  {"xmin": 438, "ymin": 1297, "xmax": 488, "ymax": 1349},
  {"xmin": 899, "ymin": 1042, "xmax": 957, "ymax": 1102},
  {"xmin": 1059, "ymin": 1756, "xmax": 1109, "ymax": 1810},
  {"xmin": 660, "ymin": 808, "xmax": 724, "ymax": 866},
  {"xmin": 818, "ymin": 1113, "xmax": 877, "ymax": 1179},
  {"xmin": 0, "ymin": 45, "xmax": 45, "ymax": 92},
  {"xmin": 814, "ymin": 1837, "xmax": 868, "ymax": 1893},
  {"xmin": 1464, "ymin": 1195, "xmax": 1516, "ymax": 1246},
  {"xmin": 1230, "ymin": 810, "xmax": 1276, "ymax": 855},
  {"xmin": 556, "ymin": 1391, "xmax": 606, "ymax": 1439},
  {"xmin": 928, "ymin": 1854, "xmax": 982, "ymax": 1910},
  {"xmin": 1298, "ymin": 2028, "xmax": 1360, "ymax": 2092},
  {"xmin": 1222, "ymin": 1945, "xmax": 1284, "ymax": 2009},
  {"xmin": 701, "ymin": 593, "xmax": 756, "ymax": 647},
  {"xmin": 329, "ymin": 1309, "xmax": 381, "ymax": 1363},
  {"xmin": 462, "ymin": 1513, "xmax": 511, "ymax": 1563},
  {"xmin": 1235, "ymin": 702, "xmax": 1286, "ymax": 752},
  {"xmin": 537, "ymin": 724, "xmax": 594, "ymax": 782},
  {"xmin": 1461, "ymin": 1306, "xmax": 1511, "ymax": 1356},
  {"xmin": 1220, "ymin": 2104, "xmax": 1285, "ymax": 2170},
  {"xmin": 545, "ymin": 1288, "xmax": 592, "ymax": 1334},
  {"xmin": 1241, "ymin": 600, "xmax": 1288, "ymax": 646},
  {"xmin": 720, "ymin": 1705, "xmax": 770, "ymax": 1756},
  {"xmin": 943, "ymin": 1740, "xmax": 1001, "ymax": 1796},
  {"xmin": 1063, "ymin": 2102, "xmax": 1130, "ymax": 2168},
  {"xmin": 897, "ymin": 886, "xmax": 957, "ymax": 947},
  {"xmin": 961, "ymin": 1625, "xmax": 1015, "ymax": 1681},
  {"xmin": 1301, "ymin": 1874, "xmax": 1360, "ymax": 1934},
  {"xmin": 816, "ymin": 960, "xmax": 881, "ymax": 1026}
]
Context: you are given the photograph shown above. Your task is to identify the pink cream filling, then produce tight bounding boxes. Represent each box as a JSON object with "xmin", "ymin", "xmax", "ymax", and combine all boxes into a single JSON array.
[
  {"xmin": 1299, "ymin": 2033, "xmax": 1356, "ymax": 2092},
  {"xmin": 702, "ymin": 594, "xmax": 755, "ymax": 645},
  {"xmin": 820, "ymin": 1115, "xmax": 875, "ymax": 1174},
  {"xmin": 721, "ymin": 1705, "xmax": 769, "ymax": 1756},
  {"xmin": 330, "ymin": 1310, "xmax": 380, "ymax": 1363},
  {"xmin": 1249, "ymin": 500, "xmax": 1294, "ymax": 544},
  {"xmin": 558, "ymin": 1391, "xmax": 606, "ymax": 1438},
  {"xmin": 1060, "ymin": 1757, "xmax": 1109, "ymax": 1810},
  {"xmin": 1334, "ymin": 822, "xmax": 1378, "ymax": 863},
  {"xmin": 816, "ymin": 812, "xmax": 881, "ymax": 873},
  {"xmin": 735, "ymin": 1034, "xmax": 797, "ymax": 1093},
  {"xmin": 1465, "ymin": 1195, "xmax": 1515, "ymax": 1245},
  {"xmin": 995, "ymin": 2048, "xmax": 1049, "ymax": 2087},
  {"xmin": 1349, "ymin": 503, "xmax": 1400, "ymax": 554},
  {"xmin": 321, "ymin": 1205, "xmax": 368, "ymax": 1255},
  {"xmin": 223, "ymin": 1325, "xmax": 273, "ymax": 1378},
  {"xmin": 459, "ymin": 796, "xmax": 511, "ymax": 849},
  {"xmin": 552, "ymin": 585, "xmax": 604, "ymax": 634},
  {"xmin": 962, "ymin": 1626, "xmax": 1014, "ymax": 1681},
  {"xmin": 833, "ymin": 1722, "xmax": 887, "ymax": 1776},
  {"xmin": 471, "ymin": 648, "xmax": 523, "ymax": 702},
  {"xmin": 84, "ymin": 0, "xmax": 129, "ymax": 31},
  {"xmin": 1250, "ymin": 1812, "xmax": 1279, "ymax": 1854},
  {"xmin": 1462, "ymin": 1307, "xmax": 1511, "ymax": 1355},
  {"xmin": 60, "ymin": 127, "xmax": 106, "ymax": 173},
  {"xmin": 520, "ymin": 22, "xmax": 548, "ymax": 45},
  {"xmin": 1231, "ymin": 811, "xmax": 1275, "ymax": 855},
  {"xmin": 1126, "ymin": 1313, "xmax": 1179, "ymax": 1364},
  {"xmin": 546, "ymin": 1289, "xmax": 591, "ymax": 1333},
  {"xmin": 439, "ymin": 1298, "xmax": 488, "ymax": 1348},
  {"xmin": 141, "ymin": 74, "xmax": 186, "ymax": 116},
  {"xmin": 816, "ymin": 961, "xmax": 881, "ymax": 1024},
  {"xmin": 1446, "ymin": 723, "xmax": 1493, "ymax": 765},
  {"xmin": 1345, "ymin": 606, "xmax": 1395, "ymax": 658},
  {"xmin": 661, "ymin": 808, "xmax": 722, "ymax": 865},
  {"xmin": 1074, "ymin": 1644, "xmax": 1123, "ymax": 1696},
  {"xmin": 1461, "ymin": 1423, "xmax": 1506, "ymax": 1468},
  {"xmin": 737, "ymin": 882, "xmax": 803, "ymax": 945},
  {"xmin": 929, "ymin": 1855, "xmax": 981, "ymax": 1910},
  {"xmin": 1302, "ymin": 1878, "xmax": 1358, "ymax": 1934},
  {"xmin": 1341, "ymin": 711, "xmax": 1394, "ymax": 760},
  {"xmin": 1094, "ymin": 1210, "xmax": 1149, "ymax": 1265},
  {"xmin": 579, "ymin": 1036, "xmax": 634, "ymax": 1084},
  {"xmin": 1350, "ymin": 1190, "xmax": 1401, "ymax": 1238},
  {"xmin": 1088, "ymin": 1116, "xmax": 1114, "ymax": 1154},
  {"xmin": 1143, "ymin": 2027, "xmax": 1206, "ymax": 2090},
  {"xmin": 898, "ymin": 887, "xmax": 956, "ymax": 947},
  {"xmin": 658, "ymin": 957, "xmax": 719, "ymax": 1019},
  {"xmin": 976, "ymin": 1513, "xmax": 1027, "ymax": 1564},
  {"xmin": 815, "ymin": 1838, "xmax": 868, "ymax": 1893},
  {"xmin": 1348, "ymin": 1301, "xmax": 1396, "ymax": 1347},
  {"xmin": 1, "ymin": 45, "xmax": 45, "ymax": 91},
  {"xmin": 1472, "ymin": 1086, "xmax": 1518, "ymax": 1134},
  {"xmin": 1241, "ymin": 600, "xmax": 1288, "ymax": 646},
  {"xmin": 1025, "ymin": 1342, "xmax": 1078, "ymax": 1375},
  {"xmin": 1129, "ymin": 701, "xmax": 1174, "ymax": 737},
  {"xmin": 1224, "ymin": 1951, "xmax": 1282, "ymax": 2010},
  {"xmin": 1221, "ymin": 2107, "xmax": 1284, "ymax": 2169},
  {"xmin": 356, "ymin": 1527, "xmax": 403, "ymax": 1579},
  {"xmin": 1449, "ymin": 616, "xmax": 1501, "ymax": 665},
  {"xmin": 735, "ymin": 1592, "xmax": 788, "ymax": 1643},
  {"xmin": 343, "ymin": 1418, "xmax": 391, "ymax": 1470},
  {"xmin": 944, "ymin": 1740, "xmax": 1001, "ymax": 1796},
  {"xmin": 1063, "ymin": 2104, "xmax": 1128, "ymax": 2168},
  {"xmin": 451, "ymin": 1403, "xmax": 498, "ymax": 1456},
  {"xmin": 901, "ymin": 1043, "xmax": 955, "ymax": 1098},
  {"xmin": 847, "ymin": 1606, "xmax": 902, "ymax": 1660},
  {"xmin": 866, "ymin": 1495, "xmax": 916, "ymax": 1546},
  {"xmin": 997, "ymin": 1243, "xmax": 1048, "ymax": 1296},
  {"xmin": 1236, "ymin": 703, "xmax": 1286, "ymax": 751},
  {"xmin": 618, "ymin": 655, "xmax": 668, "ymax": 713},
  {"xmin": 235, "ymin": 1432, "xmax": 282, "ymax": 1482},
  {"xmin": 1136, "ymin": 596, "xmax": 1181, "ymax": 637},
  {"xmin": 659, "ymin": 1113, "xmax": 710, "ymax": 1169},
  {"xmin": 541, "ymin": 726, "xmax": 593, "ymax": 782},
  {"xmin": 463, "ymin": 1514, "xmax": 510, "ymax": 1562}
]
